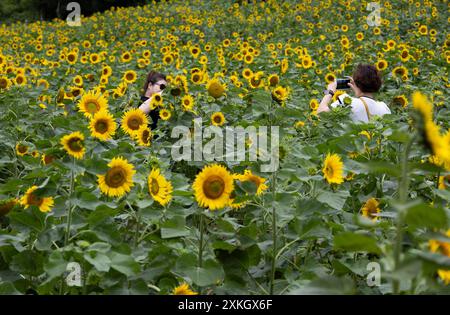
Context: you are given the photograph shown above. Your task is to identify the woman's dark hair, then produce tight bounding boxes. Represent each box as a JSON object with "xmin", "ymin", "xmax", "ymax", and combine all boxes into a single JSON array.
[
  {"xmin": 353, "ymin": 64, "xmax": 382, "ymax": 93},
  {"xmin": 142, "ymin": 70, "xmax": 166, "ymax": 95}
]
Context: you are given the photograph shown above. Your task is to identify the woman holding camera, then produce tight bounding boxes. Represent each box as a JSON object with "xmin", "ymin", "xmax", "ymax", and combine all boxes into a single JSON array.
[
  {"xmin": 138, "ymin": 70, "xmax": 167, "ymax": 130},
  {"xmin": 317, "ymin": 64, "xmax": 391, "ymax": 122}
]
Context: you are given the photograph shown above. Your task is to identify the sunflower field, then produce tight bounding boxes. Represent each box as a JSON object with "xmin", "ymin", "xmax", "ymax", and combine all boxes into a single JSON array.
[{"xmin": 0, "ymin": 0, "xmax": 450, "ymax": 295}]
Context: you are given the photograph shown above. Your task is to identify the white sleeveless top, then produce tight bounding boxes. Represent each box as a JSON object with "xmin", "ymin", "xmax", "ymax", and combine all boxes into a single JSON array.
[{"xmin": 330, "ymin": 93, "xmax": 391, "ymax": 123}]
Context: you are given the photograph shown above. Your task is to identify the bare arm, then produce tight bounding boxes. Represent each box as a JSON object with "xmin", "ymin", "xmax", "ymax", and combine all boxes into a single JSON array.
[
  {"xmin": 317, "ymin": 80, "xmax": 337, "ymax": 114},
  {"xmin": 138, "ymin": 98, "xmax": 152, "ymax": 114}
]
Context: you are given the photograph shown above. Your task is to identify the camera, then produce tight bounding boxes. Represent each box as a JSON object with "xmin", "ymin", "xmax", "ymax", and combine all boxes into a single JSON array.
[{"xmin": 336, "ymin": 78, "xmax": 351, "ymax": 89}]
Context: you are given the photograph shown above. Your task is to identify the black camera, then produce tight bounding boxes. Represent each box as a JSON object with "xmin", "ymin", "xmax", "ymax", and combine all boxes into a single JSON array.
[{"xmin": 336, "ymin": 78, "xmax": 351, "ymax": 90}]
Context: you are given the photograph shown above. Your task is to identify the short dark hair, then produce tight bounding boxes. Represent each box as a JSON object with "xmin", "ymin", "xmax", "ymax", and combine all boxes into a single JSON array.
[
  {"xmin": 353, "ymin": 64, "xmax": 382, "ymax": 93},
  {"xmin": 142, "ymin": 70, "xmax": 166, "ymax": 95}
]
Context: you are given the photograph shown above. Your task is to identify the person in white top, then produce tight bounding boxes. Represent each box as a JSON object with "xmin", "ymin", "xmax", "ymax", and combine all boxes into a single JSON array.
[{"xmin": 317, "ymin": 64, "xmax": 391, "ymax": 123}]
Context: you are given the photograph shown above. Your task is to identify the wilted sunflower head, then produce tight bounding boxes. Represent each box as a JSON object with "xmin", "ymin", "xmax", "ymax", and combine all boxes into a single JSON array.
[
  {"xmin": 207, "ymin": 78, "xmax": 225, "ymax": 98},
  {"xmin": 361, "ymin": 198, "xmax": 381, "ymax": 221},
  {"xmin": 0, "ymin": 198, "xmax": 18, "ymax": 216}
]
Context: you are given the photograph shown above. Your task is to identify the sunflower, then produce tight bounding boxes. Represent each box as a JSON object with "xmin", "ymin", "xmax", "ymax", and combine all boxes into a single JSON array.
[
  {"xmin": 15, "ymin": 74, "xmax": 27, "ymax": 86},
  {"xmin": 242, "ymin": 68, "xmax": 253, "ymax": 80},
  {"xmin": 148, "ymin": 168, "xmax": 173, "ymax": 206},
  {"xmin": 249, "ymin": 72, "xmax": 264, "ymax": 89},
  {"xmin": 122, "ymin": 70, "xmax": 137, "ymax": 84},
  {"xmin": 211, "ymin": 112, "xmax": 225, "ymax": 126},
  {"xmin": 159, "ymin": 109, "xmax": 171, "ymax": 121},
  {"xmin": 120, "ymin": 51, "xmax": 132, "ymax": 63},
  {"xmin": 149, "ymin": 94, "xmax": 163, "ymax": 111},
  {"xmin": 438, "ymin": 175, "xmax": 450, "ymax": 190},
  {"xmin": 272, "ymin": 86, "xmax": 289, "ymax": 102},
  {"xmin": 41, "ymin": 154, "xmax": 55, "ymax": 165},
  {"xmin": 0, "ymin": 76, "xmax": 11, "ymax": 90},
  {"xmin": 135, "ymin": 125, "xmax": 152, "ymax": 146},
  {"xmin": 322, "ymin": 153, "xmax": 344, "ymax": 184},
  {"xmin": 206, "ymin": 78, "xmax": 225, "ymax": 98},
  {"xmin": 15, "ymin": 142, "xmax": 29, "ymax": 156},
  {"xmin": 234, "ymin": 170, "xmax": 268, "ymax": 196},
  {"xmin": 268, "ymin": 74, "xmax": 279, "ymax": 87},
  {"xmin": 181, "ymin": 94, "xmax": 194, "ymax": 111},
  {"xmin": 376, "ymin": 59, "xmax": 388, "ymax": 71},
  {"xmin": 309, "ymin": 99, "xmax": 319, "ymax": 111},
  {"xmin": 400, "ymin": 49, "xmax": 410, "ymax": 62},
  {"xmin": 20, "ymin": 186, "xmax": 54, "ymax": 213},
  {"xmin": 73, "ymin": 75, "xmax": 83, "ymax": 87},
  {"xmin": 325, "ymin": 73, "xmax": 336, "ymax": 84},
  {"xmin": 89, "ymin": 111, "xmax": 117, "ymax": 141},
  {"xmin": 89, "ymin": 53, "xmax": 101, "ymax": 64},
  {"xmin": 361, "ymin": 198, "xmax": 381, "ymax": 221},
  {"xmin": 97, "ymin": 157, "xmax": 135, "ymax": 197},
  {"xmin": 78, "ymin": 90, "xmax": 108, "ymax": 118},
  {"xmin": 281, "ymin": 59, "xmax": 288, "ymax": 73},
  {"xmin": 191, "ymin": 71, "xmax": 204, "ymax": 84},
  {"xmin": 0, "ymin": 198, "xmax": 18, "ymax": 216},
  {"xmin": 412, "ymin": 91, "xmax": 433, "ymax": 122},
  {"xmin": 172, "ymin": 283, "xmax": 198, "ymax": 295},
  {"xmin": 429, "ymin": 229, "xmax": 450, "ymax": 284},
  {"xmin": 193, "ymin": 164, "xmax": 234, "ymax": 210},
  {"xmin": 121, "ymin": 108, "xmax": 148, "ymax": 136},
  {"xmin": 393, "ymin": 95, "xmax": 408, "ymax": 108},
  {"xmin": 418, "ymin": 25, "xmax": 428, "ymax": 35},
  {"xmin": 392, "ymin": 66, "xmax": 408, "ymax": 78},
  {"xmin": 66, "ymin": 51, "xmax": 78, "ymax": 65},
  {"xmin": 61, "ymin": 131, "xmax": 85, "ymax": 159}
]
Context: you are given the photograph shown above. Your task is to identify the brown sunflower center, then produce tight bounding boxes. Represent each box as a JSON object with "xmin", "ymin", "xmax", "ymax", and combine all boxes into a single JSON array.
[
  {"xmin": 0, "ymin": 79, "xmax": 7, "ymax": 88},
  {"xmin": 326, "ymin": 165, "xmax": 334, "ymax": 177},
  {"xmin": 127, "ymin": 116, "xmax": 142, "ymax": 130},
  {"xmin": 17, "ymin": 145, "xmax": 28, "ymax": 153},
  {"xmin": 213, "ymin": 115, "xmax": 222, "ymax": 124},
  {"xmin": 203, "ymin": 175, "xmax": 225, "ymax": 199},
  {"xmin": 43, "ymin": 155, "xmax": 54, "ymax": 164},
  {"xmin": 105, "ymin": 167, "xmax": 127, "ymax": 188},
  {"xmin": 86, "ymin": 101, "xmax": 99, "ymax": 113},
  {"xmin": 141, "ymin": 130, "xmax": 150, "ymax": 144},
  {"xmin": 150, "ymin": 178, "xmax": 159, "ymax": 195},
  {"xmin": 27, "ymin": 193, "xmax": 43, "ymax": 207},
  {"xmin": 95, "ymin": 120, "xmax": 109, "ymax": 133},
  {"xmin": 68, "ymin": 137, "xmax": 83, "ymax": 152},
  {"xmin": 269, "ymin": 76, "xmax": 278, "ymax": 86},
  {"xmin": 126, "ymin": 73, "xmax": 134, "ymax": 80}
]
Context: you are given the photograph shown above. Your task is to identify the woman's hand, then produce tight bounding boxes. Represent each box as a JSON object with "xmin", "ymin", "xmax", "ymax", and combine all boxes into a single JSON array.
[
  {"xmin": 347, "ymin": 76, "xmax": 361, "ymax": 96},
  {"xmin": 327, "ymin": 80, "xmax": 337, "ymax": 94}
]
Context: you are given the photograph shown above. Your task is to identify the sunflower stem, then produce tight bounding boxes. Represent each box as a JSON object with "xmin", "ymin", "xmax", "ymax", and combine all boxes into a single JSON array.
[
  {"xmin": 64, "ymin": 157, "xmax": 75, "ymax": 247},
  {"xmin": 198, "ymin": 212, "xmax": 204, "ymax": 269},
  {"xmin": 435, "ymin": 170, "xmax": 440, "ymax": 190},
  {"xmin": 392, "ymin": 137, "xmax": 413, "ymax": 294}
]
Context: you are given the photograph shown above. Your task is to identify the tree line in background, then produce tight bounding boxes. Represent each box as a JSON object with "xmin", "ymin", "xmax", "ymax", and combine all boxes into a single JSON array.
[{"xmin": 0, "ymin": 0, "xmax": 152, "ymax": 23}]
